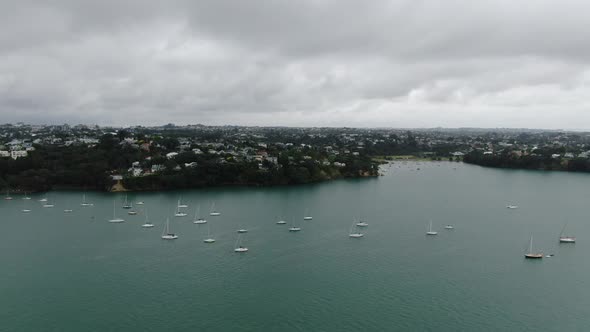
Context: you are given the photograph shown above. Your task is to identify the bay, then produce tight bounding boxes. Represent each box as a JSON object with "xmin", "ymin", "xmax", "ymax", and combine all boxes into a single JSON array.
[{"xmin": 2, "ymin": 161, "xmax": 589, "ymax": 331}]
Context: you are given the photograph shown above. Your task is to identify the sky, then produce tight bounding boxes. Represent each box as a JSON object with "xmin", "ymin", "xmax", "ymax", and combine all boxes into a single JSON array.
[{"xmin": 1, "ymin": 0, "xmax": 590, "ymax": 129}]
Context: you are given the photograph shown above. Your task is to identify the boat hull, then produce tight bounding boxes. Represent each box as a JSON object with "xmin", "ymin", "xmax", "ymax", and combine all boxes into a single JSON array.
[{"xmin": 525, "ymin": 254, "xmax": 543, "ymax": 259}]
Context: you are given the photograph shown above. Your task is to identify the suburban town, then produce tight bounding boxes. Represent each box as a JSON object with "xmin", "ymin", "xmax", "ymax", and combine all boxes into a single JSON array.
[{"xmin": 1, "ymin": 123, "xmax": 590, "ymax": 192}]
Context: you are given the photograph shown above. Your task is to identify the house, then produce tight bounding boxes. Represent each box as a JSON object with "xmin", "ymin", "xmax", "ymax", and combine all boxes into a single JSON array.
[
  {"xmin": 151, "ymin": 164, "xmax": 164, "ymax": 173},
  {"xmin": 11, "ymin": 150, "xmax": 27, "ymax": 159},
  {"xmin": 184, "ymin": 162, "xmax": 198, "ymax": 168}
]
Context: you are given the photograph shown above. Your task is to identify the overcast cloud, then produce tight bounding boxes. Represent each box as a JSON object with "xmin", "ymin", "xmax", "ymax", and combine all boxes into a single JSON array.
[{"xmin": 1, "ymin": 0, "xmax": 589, "ymax": 129}]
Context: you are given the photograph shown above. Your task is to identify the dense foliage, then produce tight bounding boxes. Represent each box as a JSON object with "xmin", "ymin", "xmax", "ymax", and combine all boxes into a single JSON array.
[
  {"xmin": 463, "ymin": 151, "xmax": 590, "ymax": 172},
  {"xmin": 0, "ymin": 134, "xmax": 378, "ymax": 192}
]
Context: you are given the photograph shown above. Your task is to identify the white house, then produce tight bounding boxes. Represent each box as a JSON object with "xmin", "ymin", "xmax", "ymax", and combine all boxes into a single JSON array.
[
  {"xmin": 11, "ymin": 150, "xmax": 27, "ymax": 159},
  {"xmin": 166, "ymin": 152, "xmax": 179, "ymax": 159}
]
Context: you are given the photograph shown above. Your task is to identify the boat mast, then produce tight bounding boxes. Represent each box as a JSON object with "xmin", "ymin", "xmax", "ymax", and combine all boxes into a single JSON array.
[{"xmin": 559, "ymin": 221, "xmax": 568, "ymax": 237}]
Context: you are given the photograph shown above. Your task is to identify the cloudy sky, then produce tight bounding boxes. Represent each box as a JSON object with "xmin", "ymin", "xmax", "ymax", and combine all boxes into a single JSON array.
[{"xmin": 1, "ymin": 0, "xmax": 589, "ymax": 129}]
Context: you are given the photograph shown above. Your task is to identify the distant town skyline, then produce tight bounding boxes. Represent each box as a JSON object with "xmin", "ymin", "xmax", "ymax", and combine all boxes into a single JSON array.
[{"xmin": 1, "ymin": 1, "xmax": 590, "ymax": 129}]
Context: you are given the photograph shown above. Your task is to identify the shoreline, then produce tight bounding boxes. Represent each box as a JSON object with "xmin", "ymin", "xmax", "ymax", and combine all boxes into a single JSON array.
[{"xmin": 2, "ymin": 173, "xmax": 379, "ymax": 194}]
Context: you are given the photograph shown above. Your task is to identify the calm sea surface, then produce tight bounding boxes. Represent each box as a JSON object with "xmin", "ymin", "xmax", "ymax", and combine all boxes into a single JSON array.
[{"xmin": 2, "ymin": 161, "xmax": 590, "ymax": 331}]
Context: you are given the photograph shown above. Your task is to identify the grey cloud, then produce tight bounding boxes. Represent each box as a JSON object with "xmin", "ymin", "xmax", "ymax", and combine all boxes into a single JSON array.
[{"xmin": 1, "ymin": 0, "xmax": 590, "ymax": 128}]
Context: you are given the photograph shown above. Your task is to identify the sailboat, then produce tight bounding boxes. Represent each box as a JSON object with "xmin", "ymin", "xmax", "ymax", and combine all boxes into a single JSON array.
[
  {"xmin": 276, "ymin": 216, "xmax": 287, "ymax": 225},
  {"xmin": 161, "ymin": 218, "xmax": 178, "ymax": 240},
  {"xmin": 141, "ymin": 209, "xmax": 154, "ymax": 228},
  {"xmin": 559, "ymin": 222, "xmax": 575, "ymax": 243},
  {"xmin": 289, "ymin": 217, "xmax": 301, "ymax": 232},
  {"xmin": 38, "ymin": 195, "xmax": 48, "ymax": 202},
  {"xmin": 349, "ymin": 222, "xmax": 364, "ymax": 238},
  {"xmin": 108, "ymin": 200, "xmax": 124, "ymax": 223},
  {"xmin": 203, "ymin": 222, "xmax": 215, "ymax": 243},
  {"xmin": 237, "ymin": 228, "xmax": 248, "ymax": 233},
  {"xmin": 177, "ymin": 197, "xmax": 188, "ymax": 208},
  {"xmin": 506, "ymin": 204, "xmax": 519, "ymax": 209},
  {"xmin": 356, "ymin": 218, "xmax": 369, "ymax": 227},
  {"xmin": 174, "ymin": 201, "xmax": 187, "ymax": 217},
  {"xmin": 234, "ymin": 233, "xmax": 248, "ymax": 252},
  {"xmin": 209, "ymin": 202, "xmax": 221, "ymax": 216},
  {"xmin": 127, "ymin": 202, "xmax": 138, "ymax": 215},
  {"xmin": 525, "ymin": 235, "xmax": 543, "ymax": 259},
  {"xmin": 303, "ymin": 208, "xmax": 313, "ymax": 220},
  {"xmin": 193, "ymin": 205, "xmax": 207, "ymax": 224},
  {"xmin": 22, "ymin": 192, "xmax": 31, "ymax": 200},
  {"xmin": 136, "ymin": 201, "xmax": 145, "ymax": 205},
  {"xmin": 43, "ymin": 195, "xmax": 54, "ymax": 208},
  {"xmin": 426, "ymin": 220, "xmax": 437, "ymax": 235},
  {"xmin": 80, "ymin": 193, "xmax": 93, "ymax": 207},
  {"xmin": 63, "ymin": 200, "xmax": 73, "ymax": 213},
  {"xmin": 4, "ymin": 189, "xmax": 13, "ymax": 200},
  {"xmin": 122, "ymin": 195, "xmax": 132, "ymax": 209},
  {"xmin": 22, "ymin": 200, "xmax": 31, "ymax": 213},
  {"xmin": 445, "ymin": 225, "xmax": 454, "ymax": 229}
]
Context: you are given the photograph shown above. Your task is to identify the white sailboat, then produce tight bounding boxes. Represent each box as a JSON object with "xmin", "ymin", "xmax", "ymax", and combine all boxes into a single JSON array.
[
  {"xmin": 22, "ymin": 200, "xmax": 31, "ymax": 213},
  {"xmin": 426, "ymin": 220, "xmax": 437, "ymax": 235},
  {"xmin": 234, "ymin": 233, "xmax": 248, "ymax": 253},
  {"xmin": 559, "ymin": 222, "xmax": 575, "ymax": 243},
  {"xmin": 4, "ymin": 189, "xmax": 13, "ymax": 200},
  {"xmin": 209, "ymin": 202, "xmax": 221, "ymax": 216},
  {"xmin": 445, "ymin": 225, "xmax": 454, "ymax": 230},
  {"xmin": 122, "ymin": 195, "xmax": 132, "ymax": 209},
  {"xmin": 80, "ymin": 193, "xmax": 93, "ymax": 207},
  {"xmin": 193, "ymin": 205, "xmax": 207, "ymax": 224},
  {"xmin": 356, "ymin": 218, "xmax": 368, "ymax": 227},
  {"xmin": 39, "ymin": 196, "xmax": 48, "ymax": 202},
  {"xmin": 506, "ymin": 204, "xmax": 519, "ymax": 209},
  {"xmin": 525, "ymin": 235, "xmax": 543, "ymax": 259},
  {"xmin": 141, "ymin": 209, "xmax": 154, "ymax": 228},
  {"xmin": 203, "ymin": 222, "xmax": 215, "ymax": 243},
  {"xmin": 161, "ymin": 218, "xmax": 178, "ymax": 240},
  {"xmin": 127, "ymin": 202, "xmax": 138, "ymax": 215},
  {"xmin": 108, "ymin": 200, "xmax": 124, "ymax": 223},
  {"xmin": 276, "ymin": 216, "xmax": 287, "ymax": 225},
  {"xmin": 22, "ymin": 192, "xmax": 31, "ymax": 200},
  {"xmin": 43, "ymin": 195, "xmax": 54, "ymax": 208},
  {"xmin": 349, "ymin": 222, "xmax": 364, "ymax": 238},
  {"xmin": 136, "ymin": 201, "xmax": 145, "ymax": 205},
  {"xmin": 174, "ymin": 201, "xmax": 187, "ymax": 217},
  {"xmin": 237, "ymin": 228, "xmax": 248, "ymax": 233},
  {"xmin": 177, "ymin": 197, "xmax": 188, "ymax": 208},
  {"xmin": 63, "ymin": 200, "xmax": 73, "ymax": 213},
  {"xmin": 289, "ymin": 217, "xmax": 301, "ymax": 232},
  {"xmin": 303, "ymin": 208, "xmax": 313, "ymax": 220}
]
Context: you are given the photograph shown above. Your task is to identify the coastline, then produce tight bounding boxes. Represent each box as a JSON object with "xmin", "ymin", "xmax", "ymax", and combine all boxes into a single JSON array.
[{"xmin": 112, "ymin": 171, "xmax": 379, "ymax": 193}]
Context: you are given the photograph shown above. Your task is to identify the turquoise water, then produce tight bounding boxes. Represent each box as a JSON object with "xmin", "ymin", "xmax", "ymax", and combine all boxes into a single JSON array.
[{"xmin": 2, "ymin": 162, "xmax": 590, "ymax": 331}]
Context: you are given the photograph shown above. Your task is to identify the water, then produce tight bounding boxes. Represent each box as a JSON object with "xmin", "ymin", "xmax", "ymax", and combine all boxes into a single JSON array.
[{"xmin": 2, "ymin": 162, "xmax": 590, "ymax": 331}]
